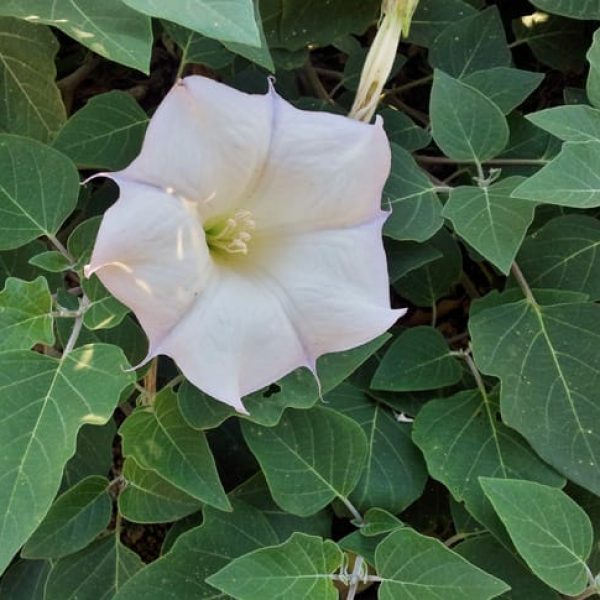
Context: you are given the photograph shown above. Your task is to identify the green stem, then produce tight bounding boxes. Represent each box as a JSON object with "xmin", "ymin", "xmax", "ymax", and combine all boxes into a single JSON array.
[
  {"xmin": 416, "ymin": 155, "xmax": 550, "ymax": 167},
  {"xmin": 340, "ymin": 496, "xmax": 364, "ymax": 526},
  {"xmin": 510, "ymin": 262, "xmax": 536, "ymax": 304}
]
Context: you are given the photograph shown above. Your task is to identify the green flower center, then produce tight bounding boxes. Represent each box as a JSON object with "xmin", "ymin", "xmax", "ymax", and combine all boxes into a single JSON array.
[{"xmin": 204, "ymin": 209, "xmax": 256, "ymax": 256}]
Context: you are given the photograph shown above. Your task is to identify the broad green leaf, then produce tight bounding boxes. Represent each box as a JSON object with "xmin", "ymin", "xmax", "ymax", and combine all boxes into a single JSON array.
[
  {"xmin": 383, "ymin": 144, "xmax": 444, "ymax": 242},
  {"xmin": 588, "ymin": 28, "xmax": 600, "ymax": 109},
  {"xmin": 407, "ymin": 0, "xmax": 477, "ymax": 48},
  {"xmin": 527, "ymin": 105, "xmax": 600, "ymax": 142},
  {"xmin": 430, "ymin": 70, "xmax": 509, "ymax": 163},
  {"xmin": 81, "ymin": 275, "xmax": 129, "ymax": 331},
  {"xmin": 470, "ymin": 299, "xmax": 600, "ymax": 496},
  {"xmin": 118, "ymin": 457, "xmax": 202, "ymax": 523},
  {"xmin": 0, "ymin": 559, "xmax": 50, "ymax": 600},
  {"xmin": 162, "ymin": 21, "xmax": 234, "ymax": 69},
  {"xmin": 386, "ymin": 240, "xmax": 442, "ymax": 283},
  {"xmin": 512, "ymin": 141, "xmax": 600, "ymax": 207},
  {"xmin": 263, "ymin": 0, "xmax": 378, "ymax": 51},
  {"xmin": 231, "ymin": 473, "xmax": 332, "ymax": 542},
  {"xmin": 481, "ymin": 478, "xmax": 593, "ymax": 595},
  {"xmin": 179, "ymin": 334, "xmax": 389, "ymax": 429},
  {"xmin": 242, "ymin": 406, "xmax": 367, "ymax": 516},
  {"xmin": 0, "ymin": 0, "xmax": 152, "ymax": 73},
  {"xmin": 443, "ymin": 177, "xmax": 535, "ymax": 274},
  {"xmin": 0, "ymin": 242, "xmax": 55, "ymax": 287},
  {"xmin": 372, "ymin": 326, "xmax": 461, "ymax": 391},
  {"xmin": 512, "ymin": 14, "xmax": 588, "ymax": 73},
  {"xmin": 62, "ymin": 420, "xmax": 117, "ymax": 489},
  {"xmin": 376, "ymin": 528, "xmax": 510, "ymax": 599},
  {"xmin": 22, "ymin": 475, "xmax": 111, "ymax": 559},
  {"xmin": 530, "ymin": 0, "xmax": 600, "ymax": 19},
  {"xmin": 0, "ymin": 135, "xmax": 79, "ymax": 250},
  {"xmin": 114, "ymin": 500, "xmax": 278, "ymax": 599},
  {"xmin": 45, "ymin": 534, "xmax": 143, "ymax": 600},
  {"xmin": 571, "ymin": 485, "xmax": 600, "ymax": 574},
  {"xmin": 456, "ymin": 535, "xmax": 561, "ymax": 600},
  {"xmin": 361, "ymin": 508, "xmax": 403, "ymax": 537},
  {"xmin": 394, "ymin": 227, "xmax": 462, "ymax": 307},
  {"xmin": 122, "ymin": 0, "xmax": 261, "ymax": 47},
  {"xmin": 0, "ymin": 277, "xmax": 53, "ymax": 350},
  {"xmin": 120, "ymin": 388, "xmax": 229, "ymax": 510},
  {"xmin": 517, "ymin": 216, "xmax": 600, "ymax": 300},
  {"xmin": 0, "ymin": 344, "xmax": 133, "ymax": 574},
  {"xmin": 413, "ymin": 389, "xmax": 563, "ymax": 543},
  {"xmin": 429, "ymin": 7, "xmax": 510, "ymax": 79},
  {"xmin": 463, "ymin": 68, "xmax": 544, "ymax": 115},
  {"xmin": 380, "ymin": 107, "xmax": 431, "ymax": 152},
  {"xmin": 0, "ymin": 18, "xmax": 65, "ymax": 141},
  {"xmin": 207, "ymin": 533, "xmax": 343, "ymax": 599},
  {"xmin": 53, "ymin": 91, "xmax": 148, "ymax": 171},
  {"xmin": 29, "ymin": 251, "xmax": 71, "ymax": 272},
  {"xmin": 328, "ymin": 383, "xmax": 427, "ymax": 514}
]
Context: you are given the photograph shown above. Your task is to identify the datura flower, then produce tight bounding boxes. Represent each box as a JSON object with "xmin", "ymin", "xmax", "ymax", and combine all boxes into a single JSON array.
[{"xmin": 85, "ymin": 76, "xmax": 403, "ymax": 413}]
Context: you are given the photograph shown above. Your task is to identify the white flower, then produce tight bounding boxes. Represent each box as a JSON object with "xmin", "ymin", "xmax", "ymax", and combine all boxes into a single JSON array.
[{"xmin": 85, "ymin": 76, "xmax": 403, "ymax": 413}]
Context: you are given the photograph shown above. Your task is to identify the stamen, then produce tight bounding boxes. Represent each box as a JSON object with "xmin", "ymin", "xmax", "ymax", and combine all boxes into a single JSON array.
[{"xmin": 204, "ymin": 208, "xmax": 256, "ymax": 256}]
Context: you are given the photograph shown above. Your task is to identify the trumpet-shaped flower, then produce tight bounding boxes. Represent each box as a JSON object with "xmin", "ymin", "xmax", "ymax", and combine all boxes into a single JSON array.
[{"xmin": 85, "ymin": 76, "xmax": 403, "ymax": 413}]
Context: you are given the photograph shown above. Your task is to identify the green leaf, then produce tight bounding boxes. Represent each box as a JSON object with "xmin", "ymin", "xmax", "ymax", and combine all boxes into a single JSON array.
[
  {"xmin": 588, "ymin": 28, "xmax": 600, "ymax": 109},
  {"xmin": 52, "ymin": 91, "xmax": 148, "ymax": 171},
  {"xmin": 82, "ymin": 275, "xmax": 129, "ymax": 331},
  {"xmin": 517, "ymin": 216, "xmax": 600, "ymax": 301},
  {"xmin": 430, "ymin": 70, "xmax": 509, "ymax": 162},
  {"xmin": 0, "ymin": 343, "xmax": 134, "ymax": 574},
  {"xmin": 207, "ymin": 533, "xmax": 343, "ymax": 599},
  {"xmin": 122, "ymin": 0, "xmax": 261, "ymax": 46},
  {"xmin": 29, "ymin": 251, "xmax": 71, "ymax": 273},
  {"xmin": 338, "ymin": 530, "xmax": 382, "ymax": 567},
  {"xmin": 376, "ymin": 528, "xmax": 510, "ymax": 599},
  {"xmin": 0, "ymin": 0, "xmax": 152, "ymax": 73},
  {"xmin": 372, "ymin": 326, "xmax": 462, "ymax": 391},
  {"xmin": 394, "ymin": 227, "xmax": 462, "ymax": 307},
  {"xmin": 118, "ymin": 457, "xmax": 202, "ymax": 523},
  {"xmin": 470, "ymin": 298, "xmax": 600, "ymax": 496},
  {"xmin": 381, "ymin": 107, "xmax": 431, "ymax": 152},
  {"xmin": 0, "ymin": 242, "xmax": 56, "ymax": 287},
  {"xmin": 62, "ymin": 420, "xmax": 117, "ymax": 489},
  {"xmin": 383, "ymin": 144, "xmax": 444, "ymax": 242},
  {"xmin": 120, "ymin": 388, "xmax": 229, "ymax": 510},
  {"xmin": 242, "ymin": 406, "xmax": 367, "ymax": 516},
  {"xmin": 512, "ymin": 14, "xmax": 588, "ymax": 74},
  {"xmin": 463, "ymin": 68, "xmax": 544, "ymax": 115},
  {"xmin": 22, "ymin": 475, "xmax": 111, "ymax": 559},
  {"xmin": 429, "ymin": 7, "xmax": 510, "ymax": 79},
  {"xmin": 179, "ymin": 334, "xmax": 389, "ymax": 429},
  {"xmin": 443, "ymin": 177, "xmax": 535, "ymax": 274},
  {"xmin": 481, "ymin": 478, "xmax": 593, "ymax": 595},
  {"xmin": 530, "ymin": 0, "xmax": 600, "ymax": 19},
  {"xmin": 361, "ymin": 508, "xmax": 404, "ymax": 537},
  {"xmin": 456, "ymin": 535, "xmax": 562, "ymax": 600},
  {"xmin": 0, "ymin": 135, "xmax": 79, "ymax": 250},
  {"xmin": 512, "ymin": 141, "xmax": 600, "ymax": 207},
  {"xmin": 114, "ymin": 500, "xmax": 278, "ymax": 599},
  {"xmin": 413, "ymin": 389, "xmax": 564, "ymax": 543},
  {"xmin": 44, "ymin": 534, "xmax": 143, "ymax": 600},
  {"xmin": 0, "ymin": 559, "xmax": 50, "ymax": 600},
  {"xmin": 407, "ymin": 0, "xmax": 477, "ymax": 48},
  {"xmin": 0, "ymin": 18, "xmax": 65, "ymax": 141},
  {"xmin": 0, "ymin": 277, "xmax": 53, "ymax": 351},
  {"xmin": 328, "ymin": 383, "xmax": 427, "ymax": 514},
  {"xmin": 386, "ymin": 240, "xmax": 442, "ymax": 283},
  {"xmin": 162, "ymin": 21, "xmax": 234, "ymax": 69},
  {"xmin": 527, "ymin": 105, "xmax": 600, "ymax": 142}
]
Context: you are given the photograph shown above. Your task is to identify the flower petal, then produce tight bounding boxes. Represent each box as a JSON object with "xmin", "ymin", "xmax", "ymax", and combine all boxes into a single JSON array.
[
  {"xmin": 85, "ymin": 180, "xmax": 213, "ymax": 348},
  {"xmin": 252, "ymin": 214, "xmax": 404, "ymax": 359},
  {"xmin": 118, "ymin": 76, "xmax": 274, "ymax": 219},
  {"xmin": 154, "ymin": 268, "xmax": 311, "ymax": 413},
  {"xmin": 248, "ymin": 94, "xmax": 391, "ymax": 232}
]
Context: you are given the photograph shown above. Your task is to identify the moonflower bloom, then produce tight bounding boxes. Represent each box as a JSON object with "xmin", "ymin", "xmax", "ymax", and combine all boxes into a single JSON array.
[{"xmin": 85, "ymin": 75, "xmax": 403, "ymax": 413}]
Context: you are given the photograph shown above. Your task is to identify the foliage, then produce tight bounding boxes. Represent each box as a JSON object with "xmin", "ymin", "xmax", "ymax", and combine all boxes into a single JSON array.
[{"xmin": 1, "ymin": 0, "xmax": 600, "ymax": 598}]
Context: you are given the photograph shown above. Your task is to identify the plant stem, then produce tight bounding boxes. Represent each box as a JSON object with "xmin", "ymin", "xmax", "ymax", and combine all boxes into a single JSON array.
[
  {"xmin": 47, "ymin": 233, "xmax": 74, "ymax": 263},
  {"xmin": 510, "ymin": 262, "xmax": 536, "ymax": 304},
  {"xmin": 346, "ymin": 556, "xmax": 365, "ymax": 600},
  {"xmin": 386, "ymin": 73, "xmax": 434, "ymax": 96},
  {"xmin": 573, "ymin": 587, "xmax": 600, "ymax": 600},
  {"xmin": 303, "ymin": 59, "xmax": 335, "ymax": 104},
  {"xmin": 462, "ymin": 350, "xmax": 488, "ymax": 402},
  {"xmin": 63, "ymin": 295, "xmax": 89, "ymax": 355},
  {"xmin": 416, "ymin": 155, "xmax": 550, "ymax": 167},
  {"xmin": 444, "ymin": 529, "xmax": 486, "ymax": 548},
  {"xmin": 340, "ymin": 496, "xmax": 364, "ymax": 526}
]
